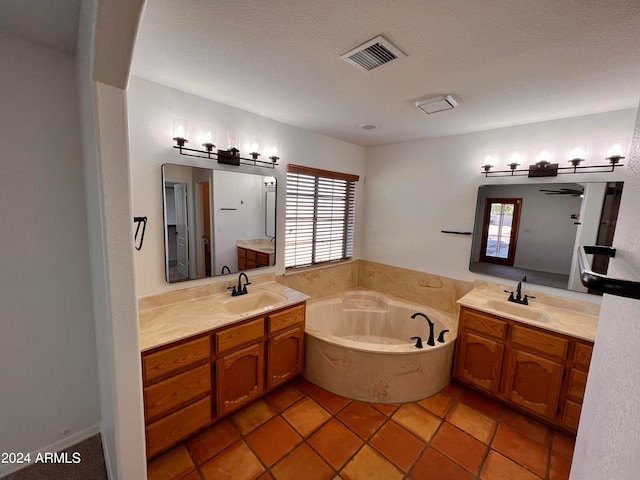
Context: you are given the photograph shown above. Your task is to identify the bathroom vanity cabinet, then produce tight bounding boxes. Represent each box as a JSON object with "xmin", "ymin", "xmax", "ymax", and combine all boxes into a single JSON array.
[
  {"xmin": 237, "ymin": 246, "xmax": 274, "ymax": 270},
  {"xmin": 454, "ymin": 306, "xmax": 593, "ymax": 433},
  {"xmin": 141, "ymin": 302, "xmax": 305, "ymax": 458}
]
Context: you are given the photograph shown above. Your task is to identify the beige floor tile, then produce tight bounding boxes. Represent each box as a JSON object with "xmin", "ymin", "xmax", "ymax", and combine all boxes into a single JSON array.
[
  {"xmin": 447, "ymin": 403, "xmax": 497, "ymax": 444},
  {"xmin": 147, "ymin": 444, "xmax": 195, "ymax": 480},
  {"xmin": 230, "ymin": 398, "xmax": 277, "ymax": 435},
  {"xmin": 391, "ymin": 403, "xmax": 441, "ymax": 442},
  {"xmin": 200, "ymin": 441, "xmax": 264, "ymax": 480},
  {"xmin": 480, "ymin": 450, "xmax": 541, "ymax": 480},
  {"xmin": 340, "ymin": 446, "xmax": 403, "ymax": 480},
  {"xmin": 282, "ymin": 397, "xmax": 331, "ymax": 436}
]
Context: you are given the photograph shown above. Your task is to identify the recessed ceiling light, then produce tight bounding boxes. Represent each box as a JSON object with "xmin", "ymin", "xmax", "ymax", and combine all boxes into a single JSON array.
[{"xmin": 358, "ymin": 123, "xmax": 380, "ymax": 130}]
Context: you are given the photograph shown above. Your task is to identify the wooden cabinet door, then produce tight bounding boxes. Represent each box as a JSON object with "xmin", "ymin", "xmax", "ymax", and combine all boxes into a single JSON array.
[
  {"xmin": 268, "ymin": 326, "xmax": 304, "ymax": 390},
  {"xmin": 454, "ymin": 331, "xmax": 504, "ymax": 394},
  {"xmin": 216, "ymin": 342, "xmax": 265, "ymax": 417},
  {"xmin": 503, "ymin": 348, "xmax": 564, "ymax": 419}
]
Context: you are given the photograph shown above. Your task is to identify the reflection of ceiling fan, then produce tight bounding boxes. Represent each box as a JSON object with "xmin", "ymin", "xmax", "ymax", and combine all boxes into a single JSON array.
[{"xmin": 539, "ymin": 188, "xmax": 584, "ymax": 196}]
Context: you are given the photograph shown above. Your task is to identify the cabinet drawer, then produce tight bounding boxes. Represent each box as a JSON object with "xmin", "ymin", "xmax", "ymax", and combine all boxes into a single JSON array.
[
  {"xmin": 146, "ymin": 396, "xmax": 211, "ymax": 458},
  {"xmin": 237, "ymin": 247, "xmax": 247, "ymax": 259},
  {"xmin": 216, "ymin": 318, "xmax": 265, "ymax": 353},
  {"xmin": 511, "ymin": 325, "xmax": 568, "ymax": 359},
  {"xmin": 563, "ymin": 399, "xmax": 582, "ymax": 432},
  {"xmin": 145, "ymin": 364, "xmax": 211, "ymax": 421},
  {"xmin": 143, "ymin": 336, "xmax": 210, "ymax": 384},
  {"xmin": 257, "ymin": 252, "xmax": 270, "ymax": 266},
  {"xmin": 247, "ymin": 250, "xmax": 257, "ymax": 261},
  {"xmin": 461, "ymin": 308, "xmax": 507, "ymax": 339},
  {"xmin": 269, "ymin": 305, "xmax": 305, "ymax": 334},
  {"xmin": 573, "ymin": 342, "xmax": 593, "ymax": 371},
  {"xmin": 567, "ymin": 368, "xmax": 588, "ymax": 402}
]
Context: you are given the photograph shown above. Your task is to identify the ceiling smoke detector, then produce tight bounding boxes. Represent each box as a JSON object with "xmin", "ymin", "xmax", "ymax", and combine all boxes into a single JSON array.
[
  {"xmin": 341, "ymin": 35, "xmax": 406, "ymax": 73},
  {"xmin": 415, "ymin": 95, "xmax": 458, "ymax": 114}
]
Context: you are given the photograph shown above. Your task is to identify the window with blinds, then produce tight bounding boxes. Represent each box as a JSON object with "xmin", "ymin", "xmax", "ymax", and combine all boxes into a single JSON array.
[{"xmin": 285, "ymin": 164, "xmax": 359, "ymax": 269}]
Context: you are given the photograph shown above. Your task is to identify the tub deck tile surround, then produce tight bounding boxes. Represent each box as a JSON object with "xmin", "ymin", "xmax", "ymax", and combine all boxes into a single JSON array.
[
  {"xmin": 146, "ymin": 378, "xmax": 574, "ymax": 480},
  {"xmin": 277, "ymin": 259, "xmax": 474, "ymax": 316}
]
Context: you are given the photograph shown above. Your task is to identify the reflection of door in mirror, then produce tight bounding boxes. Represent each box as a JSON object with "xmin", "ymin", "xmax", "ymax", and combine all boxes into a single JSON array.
[
  {"xmin": 164, "ymin": 181, "xmax": 190, "ymax": 282},
  {"xmin": 265, "ymin": 190, "xmax": 276, "ymax": 238},
  {"xmin": 479, "ymin": 198, "xmax": 522, "ymax": 266},
  {"xmin": 201, "ymin": 182, "xmax": 212, "ymax": 277}
]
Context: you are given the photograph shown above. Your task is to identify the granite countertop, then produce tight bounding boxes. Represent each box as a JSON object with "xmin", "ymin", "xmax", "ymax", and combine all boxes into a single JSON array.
[
  {"xmin": 237, "ymin": 239, "xmax": 275, "ymax": 255},
  {"xmin": 139, "ymin": 282, "xmax": 309, "ymax": 352},
  {"xmin": 457, "ymin": 281, "xmax": 600, "ymax": 342}
]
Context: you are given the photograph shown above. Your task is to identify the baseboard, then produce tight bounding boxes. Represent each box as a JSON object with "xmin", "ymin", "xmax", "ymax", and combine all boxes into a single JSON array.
[{"xmin": 0, "ymin": 424, "xmax": 101, "ymax": 478}]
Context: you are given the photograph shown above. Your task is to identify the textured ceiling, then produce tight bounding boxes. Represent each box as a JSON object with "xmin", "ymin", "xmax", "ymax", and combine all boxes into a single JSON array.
[
  {"xmin": 131, "ymin": 0, "xmax": 640, "ymax": 147},
  {"xmin": 0, "ymin": 0, "xmax": 80, "ymax": 56}
]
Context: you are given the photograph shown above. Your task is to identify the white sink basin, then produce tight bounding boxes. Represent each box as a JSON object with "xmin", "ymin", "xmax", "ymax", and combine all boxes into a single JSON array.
[
  {"xmin": 222, "ymin": 290, "xmax": 287, "ymax": 315},
  {"xmin": 486, "ymin": 300, "xmax": 549, "ymax": 323}
]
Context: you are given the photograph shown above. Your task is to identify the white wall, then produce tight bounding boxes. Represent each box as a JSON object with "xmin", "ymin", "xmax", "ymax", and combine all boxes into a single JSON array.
[
  {"xmin": 128, "ymin": 76, "xmax": 366, "ymax": 297},
  {"xmin": 0, "ymin": 36, "xmax": 100, "ymax": 476},
  {"xmin": 363, "ymin": 109, "xmax": 636, "ymax": 299},
  {"xmin": 571, "ymin": 107, "xmax": 640, "ymax": 479},
  {"xmin": 77, "ymin": 1, "xmax": 147, "ymax": 478}
]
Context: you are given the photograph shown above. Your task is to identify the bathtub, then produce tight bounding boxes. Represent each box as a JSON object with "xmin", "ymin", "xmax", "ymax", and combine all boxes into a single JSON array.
[{"xmin": 304, "ymin": 289, "xmax": 458, "ymax": 403}]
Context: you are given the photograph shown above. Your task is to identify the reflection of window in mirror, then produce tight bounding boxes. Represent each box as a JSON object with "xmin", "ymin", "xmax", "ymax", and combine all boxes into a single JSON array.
[{"xmin": 479, "ymin": 198, "xmax": 522, "ymax": 266}]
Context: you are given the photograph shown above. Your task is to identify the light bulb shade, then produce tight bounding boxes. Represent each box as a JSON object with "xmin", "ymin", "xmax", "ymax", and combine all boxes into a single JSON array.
[
  {"xmin": 508, "ymin": 152, "xmax": 522, "ymax": 166},
  {"xmin": 263, "ymin": 176, "xmax": 276, "ymax": 186},
  {"xmin": 227, "ymin": 131, "xmax": 240, "ymax": 151},
  {"xmin": 250, "ymin": 137, "xmax": 261, "ymax": 154},
  {"xmin": 606, "ymin": 138, "xmax": 626, "ymax": 163},
  {"xmin": 173, "ymin": 118, "xmax": 188, "ymax": 144},
  {"xmin": 536, "ymin": 148, "xmax": 552, "ymax": 164},
  {"xmin": 569, "ymin": 143, "xmax": 586, "ymax": 161},
  {"xmin": 481, "ymin": 152, "xmax": 496, "ymax": 168},
  {"xmin": 267, "ymin": 141, "xmax": 281, "ymax": 161},
  {"xmin": 201, "ymin": 125, "xmax": 215, "ymax": 146}
]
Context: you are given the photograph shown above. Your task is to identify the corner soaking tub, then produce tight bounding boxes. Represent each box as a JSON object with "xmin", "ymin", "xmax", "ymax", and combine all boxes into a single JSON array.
[{"xmin": 303, "ymin": 289, "xmax": 458, "ymax": 403}]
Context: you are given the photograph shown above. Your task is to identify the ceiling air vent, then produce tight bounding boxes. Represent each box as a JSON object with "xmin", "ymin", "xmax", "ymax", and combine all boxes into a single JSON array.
[{"xmin": 341, "ymin": 35, "xmax": 406, "ymax": 73}]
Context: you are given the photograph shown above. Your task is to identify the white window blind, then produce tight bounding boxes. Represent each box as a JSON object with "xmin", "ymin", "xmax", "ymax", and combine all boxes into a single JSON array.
[{"xmin": 285, "ymin": 164, "xmax": 359, "ymax": 269}]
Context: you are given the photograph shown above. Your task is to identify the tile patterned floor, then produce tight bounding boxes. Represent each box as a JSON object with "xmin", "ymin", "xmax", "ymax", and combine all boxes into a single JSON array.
[{"xmin": 147, "ymin": 378, "xmax": 575, "ymax": 480}]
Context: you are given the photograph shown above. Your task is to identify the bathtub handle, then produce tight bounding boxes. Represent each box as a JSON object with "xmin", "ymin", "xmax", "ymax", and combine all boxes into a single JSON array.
[
  {"xmin": 410, "ymin": 336, "xmax": 423, "ymax": 349},
  {"xmin": 437, "ymin": 329, "xmax": 450, "ymax": 343}
]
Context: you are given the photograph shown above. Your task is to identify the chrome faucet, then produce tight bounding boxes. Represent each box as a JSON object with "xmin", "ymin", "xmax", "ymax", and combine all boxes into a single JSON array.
[
  {"xmin": 229, "ymin": 272, "xmax": 251, "ymax": 297},
  {"xmin": 505, "ymin": 275, "xmax": 535, "ymax": 305}
]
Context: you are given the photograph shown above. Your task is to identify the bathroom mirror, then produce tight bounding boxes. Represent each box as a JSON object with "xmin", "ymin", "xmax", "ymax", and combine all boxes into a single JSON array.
[
  {"xmin": 163, "ymin": 164, "xmax": 276, "ymax": 283},
  {"xmin": 469, "ymin": 181, "xmax": 623, "ymax": 293}
]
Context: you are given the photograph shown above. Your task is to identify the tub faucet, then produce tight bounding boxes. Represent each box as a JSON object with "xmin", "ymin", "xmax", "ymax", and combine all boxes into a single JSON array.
[
  {"xmin": 411, "ymin": 312, "xmax": 435, "ymax": 346},
  {"xmin": 229, "ymin": 272, "xmax": 251, "ymax": 297}
]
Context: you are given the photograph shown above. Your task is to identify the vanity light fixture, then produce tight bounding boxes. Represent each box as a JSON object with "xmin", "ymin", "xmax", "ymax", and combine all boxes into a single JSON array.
[
  {"xmin": 481, "ymin": 142, "xmax": 625, "ymax": 178},
  {"xmin": 171, "ymin": 124, "xmax": 278, "ymax": 169}
]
